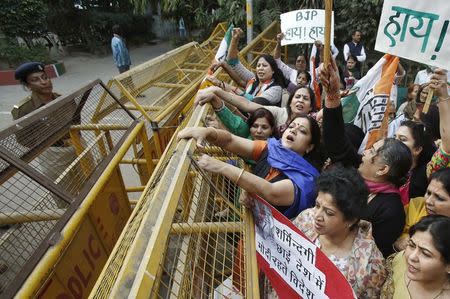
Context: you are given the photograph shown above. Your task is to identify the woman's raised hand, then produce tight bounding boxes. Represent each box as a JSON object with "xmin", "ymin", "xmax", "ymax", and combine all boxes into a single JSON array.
[
  {"xmin": 430, "ymin": 68, "xmax": 449, "ymax": 99},
  {"xmin": 276, "ymin": 33, "xmax": 284, "ymax": 43},
  {"xmin": 209, "ymin": 62, "xmax": 224, "ymax": 73},
  {"xmin": 205, "ymin": 75, "xmax": 222, "ymax": 86},
  {"xmin": 204, "ymin": 114, "xmax": 220, "ymax": 129},
  {"xmin": 239, "ymin": 190, "xmax": 255, "ymax": 209},
  {"xmin": 232, "ymin": 28, "xmax": 244, "ymax": 40},
  {"xmin": 319, "ymin": 57, "xmax": 341, "ymax": 104}
]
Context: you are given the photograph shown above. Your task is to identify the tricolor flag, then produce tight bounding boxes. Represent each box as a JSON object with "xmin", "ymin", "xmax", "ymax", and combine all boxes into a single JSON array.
[
  {"xmin": 342, "ymin": 54, "xmax": 399, "ymax": 152},
  {"xmin": 214, "ymin": 24, "xmax": 234, "ymax": 63},
  {"xmin": 309, "ymin": 44, "xmax": 321, "ymax": 109}
]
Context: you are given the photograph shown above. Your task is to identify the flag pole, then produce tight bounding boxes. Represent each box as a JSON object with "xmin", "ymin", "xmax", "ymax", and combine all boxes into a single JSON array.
[
  {"xmin": 324, "ymin": 0, "xmax": 333, "ymax": 66},
  {"xmin": 246, "ymin": 0, "xmax": 254, "ymax": 62},
  {"xmin": 423, "ymin": 89, "xmax": 434, "ymax": 113}
]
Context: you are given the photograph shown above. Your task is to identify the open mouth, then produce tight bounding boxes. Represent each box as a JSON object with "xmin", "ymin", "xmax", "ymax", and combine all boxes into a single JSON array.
[
  {"xmin": 407, "ymin": 263, "xmax": 419, "ymax": 274},
  {"xmin": 286, "ymin": 134, "xmax": 294, "ymax": 142},
  {"xmin": 295, "ymin": 103, "xmax": 304, "ymax": 111}
]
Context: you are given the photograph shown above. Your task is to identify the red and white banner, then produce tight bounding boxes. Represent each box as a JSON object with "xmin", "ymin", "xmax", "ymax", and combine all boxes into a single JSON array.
[{"xmin": 252, "ymin": 196, "xmax": 355, "ymax": 299}]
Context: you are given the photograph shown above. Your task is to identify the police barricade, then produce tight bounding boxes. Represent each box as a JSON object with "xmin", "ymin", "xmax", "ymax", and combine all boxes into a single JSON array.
[
  {"xmin": 239, "ymin": 21, "xmax": 281, "ymax": 69},
  {"xmin": 0, "ymin": 80, "xmax": 154, "ymax": 298},
  {"xmin": 102, "ymin": 22, "xmax": 228, "ymax": 155},
  {"xmin": 89, "ymin": 102, "xmax": 259, "ymax": 299},
  {"xmin": 87, "ymin": 22, "xmax": 285, "ymax": 298},
  {"xmin": 92, "ymin": 23, "xmax": 227, "ymax": 187}
]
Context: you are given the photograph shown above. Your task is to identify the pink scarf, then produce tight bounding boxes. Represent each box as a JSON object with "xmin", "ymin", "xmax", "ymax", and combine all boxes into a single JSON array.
[{"xmin": 365, "ymin": 179, "xmax": 400, "ymax": 195}]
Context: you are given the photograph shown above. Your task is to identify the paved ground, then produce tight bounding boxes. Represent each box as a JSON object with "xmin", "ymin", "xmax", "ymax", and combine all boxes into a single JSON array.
[{"xmin": 0, "ymin": 41, "xmax": 174, "ymax": 129}]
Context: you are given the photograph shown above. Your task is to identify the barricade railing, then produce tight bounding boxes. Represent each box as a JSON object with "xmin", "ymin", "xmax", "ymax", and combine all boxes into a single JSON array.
[
  {"xmin": 0, "ymin": 80, "xmax": 155, "ymax": 298},
  {"xmin": 103, "ymin": 22, "xmax": 228, "ymax": 124},
  {"xmin": 1, "ymin": 20, "xmax": 280, "ymax": 298},
  {"xmin": 239, "ymin": 21, "xmax": 281, "ymax": 69},
  {"xmin": 87, "ymin": 21, "xmax": 286, "ymax": 299},
  {"xmin": 89, "ymin": 101, "xmax": 259, "ymax": 299}
]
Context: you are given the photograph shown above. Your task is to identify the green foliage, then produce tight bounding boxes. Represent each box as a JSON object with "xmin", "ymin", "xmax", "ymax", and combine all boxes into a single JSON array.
[
  {"xmin": 334, "ymin": 0, "xmax": 384, "ymax": 53},
  {"xmin": 46, "ymin": 7, "xmax": 154, "ymax": 54},
  {"xmin": 0, "ymin": 38, "xmax": 52, "ymax": 68},
  {"xmin": 0, "ymin": 0, "xmax": 49, "ymax": 46},
  {"xmin": 127, "ymin": 0, "xmax": 384, "ymax": 62}
]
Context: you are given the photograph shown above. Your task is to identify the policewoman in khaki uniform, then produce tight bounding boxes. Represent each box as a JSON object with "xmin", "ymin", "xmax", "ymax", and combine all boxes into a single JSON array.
[
  {"xmin": 12, "ymin": 62, "xmax": 75, "ymax": 207},
  {"xmin": 12, "ymin": 62, "xmax": 61, "ymax": 120}
]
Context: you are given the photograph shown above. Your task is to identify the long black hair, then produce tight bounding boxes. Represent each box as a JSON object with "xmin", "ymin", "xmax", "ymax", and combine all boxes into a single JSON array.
[
  {"xmin": 253, "ymin": 54, "xmax": 288, "ymax": 89},
  {"xmin": 400, "ymin": 120, "xmax": 436, "ymax": 167}
]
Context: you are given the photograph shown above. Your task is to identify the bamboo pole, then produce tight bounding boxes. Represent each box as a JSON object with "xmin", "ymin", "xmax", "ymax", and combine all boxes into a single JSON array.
[
  {"xmin": 423, "ymin": 90, "xmax": 434, "ymax": 113},
  {"xmin": 324, "ymin": 0, "xmax": 333, "ymax": 67}
]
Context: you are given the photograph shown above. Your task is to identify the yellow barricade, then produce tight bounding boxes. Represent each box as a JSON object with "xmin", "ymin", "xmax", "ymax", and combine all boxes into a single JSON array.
[
  {"xmin": 89, "ymin": 103, "xmax": 259, "ymax": 299},
  {"xmin": 0, "ymin": 80, "xmax": 153, "ymax": 298}
]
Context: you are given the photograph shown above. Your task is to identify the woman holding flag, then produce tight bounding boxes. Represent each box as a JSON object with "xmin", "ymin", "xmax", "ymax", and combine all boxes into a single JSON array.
[{"xmin": 319, "ymin": 57, "xmax": 413, "ymax": 257}]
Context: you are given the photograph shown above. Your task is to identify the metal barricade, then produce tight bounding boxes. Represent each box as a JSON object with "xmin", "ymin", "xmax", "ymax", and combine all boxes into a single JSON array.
[
  {"xmin": 0, "ymin": 80, "xmax": 154, "ymax": 298},
  {"xmin": 89, "ymin": 103, "xmax": 259, "ymax": 299}
]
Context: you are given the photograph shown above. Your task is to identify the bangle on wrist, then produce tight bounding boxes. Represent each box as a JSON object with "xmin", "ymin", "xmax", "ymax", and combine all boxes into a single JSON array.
[
  {"xmin": 326, "ymin": 93, "xmax": 341, "ymax": 102},
  {"xmin": 235, "ymin": 168, "xmax": 245, "ymax": 184},
  {"xmin": 437, "ymin": 95, "xmax": 450, "ymax": 104},
  {"xmin": 214, "ymin": 101, "xmax": 226, "ymax": 112}
]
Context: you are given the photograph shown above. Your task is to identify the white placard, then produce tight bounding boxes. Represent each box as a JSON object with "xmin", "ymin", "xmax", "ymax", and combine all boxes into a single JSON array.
[
  {"xmin": 280, "ymin": 9, "xmax": 334, "ymax": 46},
  {"xmin": 375, "ymin": 0, "xmax": 450, "ymax": 70}
]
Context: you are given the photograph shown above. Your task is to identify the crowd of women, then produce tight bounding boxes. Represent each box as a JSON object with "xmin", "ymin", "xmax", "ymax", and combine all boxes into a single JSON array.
[{"xmin": 178, "ymin": 28, "xmax": 450, "ymax": 298}]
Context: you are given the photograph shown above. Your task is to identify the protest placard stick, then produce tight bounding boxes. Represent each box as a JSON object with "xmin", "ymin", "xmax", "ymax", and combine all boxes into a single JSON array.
[
  {"xmin": 324, "ymin": 0, "xmax": 333, "ymax": 66},
  {"xmin": 423, "ymin": 89, "xmax": 434, "ymax": 113}
]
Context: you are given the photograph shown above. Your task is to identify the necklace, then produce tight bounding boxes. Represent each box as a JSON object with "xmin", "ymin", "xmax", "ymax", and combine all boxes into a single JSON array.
[{"xmin": 406, "ymin": 278, "xmax": 445, "ymax": 299}]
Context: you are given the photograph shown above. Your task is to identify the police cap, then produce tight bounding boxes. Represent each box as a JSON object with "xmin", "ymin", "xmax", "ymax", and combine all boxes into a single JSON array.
[{"xmin": 14, "ymin": 62, "xmax": 46, "ymax": 82}]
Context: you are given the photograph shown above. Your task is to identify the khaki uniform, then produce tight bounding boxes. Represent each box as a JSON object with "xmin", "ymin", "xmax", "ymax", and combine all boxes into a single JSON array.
[
  {"xmin": 11, "ymin": 92, "xmax": 61, "ymax": 120},
  {"xmin": 12, "ymin": 92, "xmax": 76, "ymax": 208}
]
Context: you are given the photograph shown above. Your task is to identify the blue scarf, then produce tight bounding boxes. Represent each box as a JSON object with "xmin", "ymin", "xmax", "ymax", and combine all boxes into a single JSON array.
[{"xmin": 267, "ymin": 138, "xmax": 319, "ymax": 219}]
